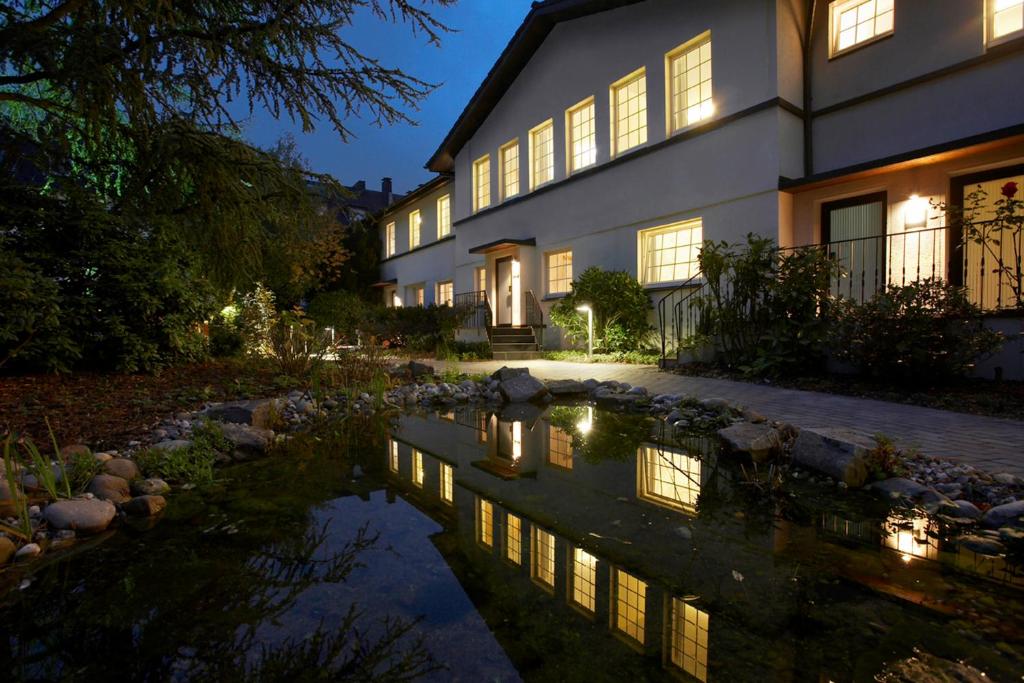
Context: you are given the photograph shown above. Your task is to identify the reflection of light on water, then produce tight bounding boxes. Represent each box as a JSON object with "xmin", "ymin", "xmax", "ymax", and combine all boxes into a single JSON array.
[
  {"xmin": 512, "ymin": 422, "xmax": 522, "ymax": 461},
  {"xmin": 883, "ymin": 513, "xmax": 939, "ymax": 563},
  {"xmin": 576, "ymin": 406, "xmax": 594, "ymax": 434}
]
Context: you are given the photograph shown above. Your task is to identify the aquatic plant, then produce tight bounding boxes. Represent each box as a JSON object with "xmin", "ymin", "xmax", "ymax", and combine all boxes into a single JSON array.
[
  {"xmin": 134, "ymin": 422, "xmax": 227, "ymax": 484},
  {"xmin": 19, "ymin": 419, "xmax": 73, "ymax": 500},
  {"xmin": 1, "ymin": 435, "xmax": 32, "ymax": 542}
]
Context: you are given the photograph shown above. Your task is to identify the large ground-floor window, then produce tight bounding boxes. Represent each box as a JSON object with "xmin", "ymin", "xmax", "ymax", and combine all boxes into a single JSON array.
[{"xmin": 638, "ymin": 218, "xmax": 702, "ymax": 285}]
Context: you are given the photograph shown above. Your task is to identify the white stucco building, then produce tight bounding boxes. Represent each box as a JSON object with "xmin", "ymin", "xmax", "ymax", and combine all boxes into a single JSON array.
[{"xmin": 376, "ymin": 0, "xmax": 1024, "ymax": 361}]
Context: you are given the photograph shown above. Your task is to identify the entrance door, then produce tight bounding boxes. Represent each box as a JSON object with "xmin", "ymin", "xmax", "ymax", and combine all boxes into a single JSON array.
[
  {"xmin": 822, "ymin": 192, "xmax": 887, "ymax": 302},
  {"xmin": 495, "ymin": 257, "xmax": 513, "ymax": 325}
]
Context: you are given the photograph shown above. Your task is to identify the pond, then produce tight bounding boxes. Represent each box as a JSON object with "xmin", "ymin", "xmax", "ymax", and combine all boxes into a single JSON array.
[{"xmin": 1, "ymin": 404, "xmax": 1023, "ymax": 681}]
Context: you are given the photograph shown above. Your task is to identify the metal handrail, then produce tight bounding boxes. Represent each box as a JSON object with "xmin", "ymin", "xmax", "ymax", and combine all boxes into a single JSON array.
[
  {"xmin": 453, "ymin": 290, "xmax": 492, "ymax": 333},
  {"xmin": 524, "ymin": 290, "xmax": 544, "ymax": 329},
  {"xmin": 657, "ymin": 272, "xmax": 704, "ymax": 362}
]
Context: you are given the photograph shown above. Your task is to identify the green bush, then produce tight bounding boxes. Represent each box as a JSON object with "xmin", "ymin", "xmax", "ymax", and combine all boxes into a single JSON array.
[
  {"xmin": 830, "ymin": 278, "xmax": 1003, "ymax": 383},
  {"xmin": 362, "ymin": 304, "xmax": 472, "ymax": 354},
  {"xmin": 209, "ymin": 312, "xmax": 245, "ymax": 357},
  {"xmin": 0, "ymin": 247, "xmax": 72, "ymax": 371},
  {"xmin": 307, "ymin": 290, "xmax": 371, "ymax": 345},
  {"xmin": 549, "ymin": 267, "xmax": 652, "ymax": 352}
]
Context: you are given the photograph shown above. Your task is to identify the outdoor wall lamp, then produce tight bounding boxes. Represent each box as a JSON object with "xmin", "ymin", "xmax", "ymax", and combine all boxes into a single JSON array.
[
  {"xmin": 575, "ymin": 304, "xmax": 593, "ymax": 360},
  {"xmin": 905, "ymin": 194, "xmax": 928, "ymax": 230}
]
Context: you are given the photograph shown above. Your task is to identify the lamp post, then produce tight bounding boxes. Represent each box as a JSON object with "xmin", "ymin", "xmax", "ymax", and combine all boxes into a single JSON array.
[{"xmin": 575, "ymin": 304, "xmax": 593, "ymax": 361}]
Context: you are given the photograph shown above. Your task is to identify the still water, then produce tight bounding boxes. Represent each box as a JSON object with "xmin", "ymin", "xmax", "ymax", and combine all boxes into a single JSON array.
[{"xmin": 1, "ymin": 405, "xmax": 1022, "ymax": 681}]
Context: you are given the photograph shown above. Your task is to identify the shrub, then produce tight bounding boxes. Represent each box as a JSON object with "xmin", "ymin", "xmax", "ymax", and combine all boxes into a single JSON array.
[
  {"xmin": 830, "ymin": 278, "xmax": 1003, "ymax": 383},
  {"xmin": 239, "ymin": 282, "xmax": 278, "ymax": 357},
  {"xmin": 549, "ymin": 268, "xmax": 652, "ymax": 352},
  {"xmin": 209, "ymin": 313, "xmax": 245, "ymax": 357},
  {"xmin": 362, "ymin": 304, "xmax": 472, "ymax": 354},
  {"xmin": 0, "ymin": 248, "xmax": 71, "ymax": 371},
  {"xmin": 307, "ymin": 290, "xmax": 371, "ymax": 345}
]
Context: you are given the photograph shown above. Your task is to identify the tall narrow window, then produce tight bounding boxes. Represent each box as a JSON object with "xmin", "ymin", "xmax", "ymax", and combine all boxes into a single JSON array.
[
  {"xmin": 475, "ymin": 266, "xmax": 487, "ymax": 295},
  {"xmin": 613, "ymin": 568, "xmax": 647, "ymax": 645},
  {"xmin": 531, "ymin": 526, "xmax": 556, "ymax": 590},
  {"xmin": 667, "ymin": 34, "xmax": 713, "ymax": 134},
  {"xmin": 610, "ymin": 68, "xmax": 647, "ymax": 156},
  {"xmin": 440, "ymin": 463, "xmax": 454, "ymax": 504},
  {"xmin": 409, "ymin": 210, "xmax": 422, "ymax": 249},
  {"xmin": 473, "ymin": 155, "xmax": 491, "ymax": 212},
  {"xmin": 566, "ymin": 98, "xmax": 596, "ymax": 173},
  {"xmin": 436, "ymin": 281, "xmax": 453, "ymax": 307},
  {"xmin": 412, "ymin": 449, "xmax": 424, "ymax": 488},
  {"xmin": 477, "ymin": 498, "xmax": 494, "ymax": 548},
  {"xmin": 529, "ymin": 120, "xmax": 555, "ymax": 190},
  {"xmin": 385, "ymin": 222, "xmax": 396, "ymax": 258},
  {"xmin": 500, "ymin": 140, "xmax": 520, "ymax": 200},
  {"xmin": 669, "ymin": 598, "xmax": 710, "ymax": 682},
  {"xmin": 388, "ymin": 439, "xmax": 399, "ymax": 473},
  {"xmin": 639, "ymin": 219, "xmax": 703, "ymax": 285},
  {"xmin": 989, "ymin": 0, "xmax": 1024, "ymax": 44},
  {"xmin": 570, "ymin": 547, "xmax": 597, "ymax": 613},
  {"xmin": 829, "ymin": 0, "xmax": 894, "ymax": 57},
  {"xmin": 548, "ymin": 425, "xmax": 574, "ymax": 470},
  {"xmin": 408, "ymin": 285, "xmax": 425, "ymax": 308},
  {"xmin": 437, "ymin": 194, "xmax": 451, "ymax": 237},
  {"xmin": 506, "ymin": 513, "xmax": 523, "ymax": 565},
  {"xmin": 546, "ymin": 250, "xmax": 573, "ymax": 295}
]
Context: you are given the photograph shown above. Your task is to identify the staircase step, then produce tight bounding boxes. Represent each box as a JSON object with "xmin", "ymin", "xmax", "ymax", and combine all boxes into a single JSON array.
[
  {"xmin": 492, "ymin": 343, "xmax": 539, "ymax": 352},
  {"xmin": 492, "ymin": 335, "xmax": 536, "ymax": 344},
  {"xmin": 491, "ymin": 327, "xmax": 534, "ymax": 336},
  {"xmin": 493, "ymin": 350, "xmax": 543, "ymax": 361}
]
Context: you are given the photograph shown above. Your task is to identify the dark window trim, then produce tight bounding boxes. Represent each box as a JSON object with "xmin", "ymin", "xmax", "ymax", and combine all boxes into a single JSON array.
[
  {"xmin": 820, "ymin": 190, "xmax": 887, "ymax": 245},
  {"xmin": 948, "ymin": 162, "xmax": 1024, "ymax": 286},
  {"xmin": 380, "ymin": 234, "xmax": 455, "ymax": 263}
]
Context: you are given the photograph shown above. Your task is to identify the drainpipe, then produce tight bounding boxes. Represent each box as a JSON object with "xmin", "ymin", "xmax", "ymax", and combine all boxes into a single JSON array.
[{"xmin": 802, "ymin": 0, "xmax": 817, "ymax": 178}]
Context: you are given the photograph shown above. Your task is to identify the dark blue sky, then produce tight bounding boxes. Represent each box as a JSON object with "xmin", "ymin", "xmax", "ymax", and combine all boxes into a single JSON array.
[{"xmin": 240, "ymin": 1, "xmax": 533, "ymax": 196}]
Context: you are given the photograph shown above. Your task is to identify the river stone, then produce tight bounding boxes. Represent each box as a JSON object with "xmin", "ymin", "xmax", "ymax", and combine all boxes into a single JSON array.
[
  {"xmin": 205, "ymin": 399, "xmax": 280, "ymax": 429},
  {"xmin": 59, "ymin": 444, "xmax": 91, "ymax": 458},
  {"xmin": 103, "ymin": 457, "xmax": 141, "ymax": 481},
  {"xmin": 151, "ymin": 439, "xmax": 192, "ymax": 453},
  {"xmin": 0, "ymin": 536, "xmax": 15, "ymax": 565},
  {"xmin": 499, "ymin": 374, "xmax": 548, "ymax": 404},
  {"xmin": 791, "ymin": 427, "xmax": 873, "ymax": 488},
  {"xmin": 15, "ymin": 543, "xmax": 41, "ymax": 561},
  {"xmin": 43, "ymin": 498, "xmax": 116, "ymax": 534},
  {"xmin": 131, "ymin": 478, "xmax": 171, "ymax": 496},
  {"xmin": 545, "ymin": 379, "xmax": 588, "ymax": 397},
  {"xmin": 698, "ymin": 398, "xmax": 732, "ymax": 413},
  {"xmin": 123, "ymin": 495, "xmax": 167, "ymax": 517},
  {"xmin": 220, "ymin": 423, "xmax": 273, "ymax": 461},
  {"xmin": 492, "ymin": 366, "xmax": 530, "ymax": 382},
  {"xmin": 717, "ymin": 423, "xmax": 781, "ymax": 462},
  {"xmin": 981, "ymin": 499, "xmax": 1024, "ymax": 529},
  {"xmin": 949, "ymin": 499, "xmax": 983, "ymax": 520},
  {"xmin": 86, "ymin": 474, "xmax": 131, "ymax": 503}
]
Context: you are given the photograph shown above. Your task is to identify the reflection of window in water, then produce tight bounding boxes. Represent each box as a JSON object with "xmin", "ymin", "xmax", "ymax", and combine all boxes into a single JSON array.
[
  {"xmin": 441, "ymin": 409, "xmax": 455, "ymax": 421},
  {"xmin": 477, "ymin": 498, "xmax": 494, "ymax": 548},
  {"xmin": 497, "ymin": 421, "xmax": 524, "ymax": 462},
  {"xmin": 613, "ymin": 568, "xmax": 647, "ymax": 645},
  {"xmin": 548, "ymin": 426, "xmax": 574, "ymax": 470},
  {"xmin": 883, "ymin": 514, "xmax": 939, "ymax": 562},
  {"xmin": 412, "ymin": 449, "xmax": 424, "ymax": 488},
  {"xmin": 531, "ymin": 527, "xmax": 556, "ymax": 590},
  {"xmin": 388, "ymin": 439, "xmax": 399, "ymax": 473},
  {"xmin": 820, "ymin": 512, "xmax": 873, "ymax": 541},
  {"xmin": 478, "ymin": 412, "xmax": 489, "ymax": 443},
  {"xmin": 440, "ymin": 463, "xmax": 454, "ymax": 504},
  {"xmin": 506, "ymin": 513, "xmax": 523, "ymax": 565},
  {"xmin": 669, "ymin": 597, "xmax": 709, "ymax": 682},
  {"xmin": 637, "ymin": 446, "xmax": 700, "ymax": 513},
  {"xmin": 570, "ymin": 547, "xmax": 598, "ymax": 613}
]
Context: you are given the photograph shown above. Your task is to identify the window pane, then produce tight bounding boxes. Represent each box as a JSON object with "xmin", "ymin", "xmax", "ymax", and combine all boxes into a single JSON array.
[
  {"xmin": 531, "ymin": 527, "xmax": 556, "ymax": 589},
  {"xmin": 568, "ymin": 100, "xmax": 596, "ymax": 172},
  {"xmin": 409, "ymin": 210, "xmax": 421, "ymax": 248},
  {"xmin": 437, "ymin": 195, "xmax": 451, "ymax": 237},
  {"xmin": 669, "ymin": 37, "xmax": 712, "ymax": 132},
  {"xmin": 670, "ymin": 598, "xmax": 710, "ymax": 681},
  {"xmin": 641, "ymin": 220, "xmax": 702, "ymax": 284},
  {"xmin": 530, "ymin": 122, "xmax": 554, "ymax": 189},
  {"xmin": 993, "ymin": 0, "xmax": 1024, "ymax": 39},
  {"xmin": 501, "ymin": 142, "xmax": 519, "ymax": 200},
  {"xmin": 546, "ymin": 250, "xmax": 573, "ymax": 295},
  {"xmin": 830, "ymin": 0, "xmax": 894, "ymax": 55},
  {"xmin": 506, "ymin": 513, "xmax": 522, "ymax": 565},
  {"xmin": 570, "ymin": 548, "xmax": 597, "ymax": 612},
  {"xmin": 474, "ymin": 156, "xmax": 490, "ymax": 212},
  {"xmin": 612, "ymin": 71, "xmax": 647, "ymax": 155},
  {"xmin": 613, "ymin": 568, "xmax": 647, "ymax": 644}
]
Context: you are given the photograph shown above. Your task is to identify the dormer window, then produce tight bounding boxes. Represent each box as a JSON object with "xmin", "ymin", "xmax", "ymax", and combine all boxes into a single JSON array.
[{"xmin": 829, "ymin": 0, "xmax": 894, "ymax": 58}]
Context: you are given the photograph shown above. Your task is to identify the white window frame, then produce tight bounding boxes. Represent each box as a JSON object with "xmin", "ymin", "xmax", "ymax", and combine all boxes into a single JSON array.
[
  {"xmin": 987, "ymin": 0, "xmax": 1024, "ymax": 46},
  {"xmin": 408, "ymin": 209, "xmax": 421, "ymax": 249},
  {"xmin": 436, "ymin": 280, "xmax": 454, "ymax": 307},
  {"xmin": 475, "ymin": 266, "xmax": 487, "ymax": 296},
  {"xmin": 638, "ymin": 218, "xmax": 703, "ymax": 286},
  {"xmin": 529, "ymin": 119, "xmax": 555, "ymax": 191},
  {"xmin": 665, "ymin": 32, "xmax": 713, "ymax": 136},
  {"xmin": 565, "ymin": 97, "xmax": 597, "ymax": 174},
  {"xmin": 499, "ymin": 139, "xmax": 520, "ymax": 201},
  {"xmin": 545, "ymin": 249, "xmax": 573, "ymax": 296},
  {"xmin": 437, "ymin": 194, "xmax": 451, "ymax": 238},
  {"xmin": 828, "ymin": 0, "xmax": 895, "ymax": 58},
  {"xmin": 384, "ymin": 221, "xmax": 396, "ymax": 258},
  {"xmin": 609, "ymin": 67, "xmax": 648, "ymax": 157},
  {"xmin": 473, "ymin": 154, "xmax": 491, "ymax": 213}
]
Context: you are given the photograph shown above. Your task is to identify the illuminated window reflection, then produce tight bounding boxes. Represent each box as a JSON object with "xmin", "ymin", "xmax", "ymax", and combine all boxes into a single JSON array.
[
  {"xmin": 412, "ymin": 449, "xmax": 424, "ymax": 488},
  {"xmin": 883, "ymin": 513, "xmax": 939, "ymax": 562},
  {"xmin": 477, "ymin": 498, "xmax": 494, "ymax": 548},
  {"xmin": 637, "ymin": 445, "xmax": 700, "ymax": 514},
  {"xmin": 440, "ymin": 463, "xmax": 454, "ymax": 504},
  {"xmin": 531, "ymin": 527, "xmax": 556, "ymax": 590},
  {"xmin": 669, "ymin": 597, "xmax": 709, "ymax": 682},
  {"xmin": 512, "ymin": 421, "xmax": 523, "ymax": 461},
  {"xmin": 570, "ymin": 547, "xmax": 598, "ymax": 613},
  {"xmin": 506, "ymin": 513, "xmax": 523, "ymax": 565},
  {"xmin": 613, "ymin": 568, "xmax": 647, "ymax": 645},
  {"xmin": 388, "ymin": 439, "xmax": 399, "ymax": 473},
  {"xmin": 548, "ymin": 426, "xmax": 574, "ymax": 470}
]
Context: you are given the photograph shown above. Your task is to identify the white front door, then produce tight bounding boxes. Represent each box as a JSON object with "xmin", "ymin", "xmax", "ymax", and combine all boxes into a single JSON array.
[{"xmin": 496, "ymin": 258, "xmax": 513, "ymax": 325}]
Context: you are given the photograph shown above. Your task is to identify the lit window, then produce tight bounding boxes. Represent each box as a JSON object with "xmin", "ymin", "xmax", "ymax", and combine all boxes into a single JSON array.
[
  {"xmin": 667, "ymin": 34, "xmax": 713, "ymax": 134},
  {"xmin": 477, "ymin": 497, "xmax": 494, "ymax": 548},
  {"xmin": 437, "ymin": 194, "xmax": 451, "ymax": 237},
  {"xmin": 570, "ymin": 547, "xmax": 597, "ymax": 613},
  {"xmin": 500, "ymin": 140, "xmax": 520, "ymax": 200},
  {"xmin": 475, "ymin": 266, "xmax": 487, "ymax": 295},
  {"xmin": 531, "ymin": 526, "xmax": 556, "ymax": 590},
  {"xmin": 639, "ymin": 219, "xmax": 702, "ymax": 285},
  {"xmin": 669, "ymin": 598, "xmax": 709, "ymax": 682},
  {"xmin": 385, "ymin": 222, "xmax": 396, "ymax": 258},
  {"xmin": 409, "ymin": 285, "xmax": 424, "ymax": 308},
  {"xmin": 440, "ymin": 463, "xmax": 453, "ymax": 504},
  {"xmin": 529, "ymin": 120, "xmax": 555, "ymax": 190},
  {"xmin": 409, "ymin": 210, "xmax": 422, "ymax": 249},
  {"xmin": 412, "ymin": 449, "xmax": 424, "ymax": 487},
  {"xmin": 610, "ymin": 68, "xmax": 647, "ymax": 156},
  {"xmin": 546, "ymin": 250, "xmax": 573, "ymax": 295},
  {"xmin": 829, "ymin": 0, "xmax": 894, "ymax": 57},
  {"xmin": 437, "ymin": 281, "xmax": 453, "ymax": 307},
  {"xmin": 506, "ymin": 513, "xmax": 523, "ymax": 565},
  {"xmin": 989, "ymin": 0, "xmax": 1024, "ymax": 43},
  {"xmin": 479, "ymin": 411, "xmax": 489, "ymax": 443},
  {"xmin": 883, "ymin": 513, "xmax": 939, "ymax": 562},
  {"xmin": 388, "ymin": 439, "xmax": 399, "ymax": 473},
  {"xmin": 637, "ymin": 445, "xmax": 701, "ymax": 514},
  {"xmin": 547, "ymin": 425, "xmax": 574, "ymax": 470},
  {"xmin": 566, "ymin": 98, "xmax": 596, "ymax": 173},
  {"xmin": 613, "ymin": 568, "xmax": 647, "ymax": 645},
  {"xmin": 473, "ymin": 155, "xmax": 491, "ymax": 212}
]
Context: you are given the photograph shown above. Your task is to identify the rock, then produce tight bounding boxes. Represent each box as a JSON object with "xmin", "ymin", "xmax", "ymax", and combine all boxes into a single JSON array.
[
  {"xmin": 698, "ymin": 398, "xmax": 732, "ymax": 413},
  {"xmin": 0, "ymin": 536, "xmax": 15, "ymax": 564},
  {"xmin": 545, "ymin": 379, "xmax": 588, "ymax": 397},
  {"xmin": 220, "ymin": 423, "xmax": 273, "ymax": 461},
  {"xmin": 123, "ymin": 495, "xmax": 167, "ymax": 517},
  {"xmin": 498, "ymin": 374, "xmax": 549, "ymax": 404},
  {"xmin": 151, "ymin": 439, "xmax": 192, "ymax": 453},
  {"xmin": 15, "ymin": 543, "xmax": 41, "ymax": 561},
  {"xmin": 205, "ymin": 399, "xmax": 283, "ymax": 429},
  {"xmin": 872, "ymin": 477, "xmax": 930, "ymax": 499},
  {"xmin": 59, "ymin": 444, "xmax": 91, "ymax": 459},
  {"xmin": 993, "ymin": 472, "xmax": 1022, "ymax": 486},
  {"xmin": 408, "ymin": 361, "xmax": 434, "ymax": 378},
  {"xmin": 582, "ymin": 379, "xmax": 599, "ymax": 391},
  {"xmin": 131, "ymin": 478, "xmax": 171, "ymax": 496},
  {"xmin": 999, "ymin": 527, "xmax": 1024, "ymax": 543},
  {"xmin": 741, "ymin": 408, "xmax": 767, "ymax": 424},
  {"xmin": 86, "ymin": 474, "xmax": 131, "ymax": 503},
  {"xmin": 626, "ymin": 386, "xmax": 647, "ymax": 396},
  {"xmin": 717, "ymin": 423, "xmax": 781, "ymax": 462},
  {"xmin": 491, "ymin": 366, "xmax": 529, "ymax": 382},
  {"xmin": 595, "ymin": 392, "xmax": 647, "ymax": 411},
  {"xmin": 43, "ymin": 498, "xmax": 116, "ymax": 534},
  {"xmin": 92, "ymin": 452, "xmax": 113, "ymax": 463},
  {"xmin": 949, "ymin": 500, "xmax": 982, "ymax": 520},
  {"xmin": 102, "ymin": 457, "xmax": 141, "ymax": 481},
  {"xmin": 960, "ymin": 535, "xmax": 1005, "ymax": 556},
  {"xmin": 791, "ymin": 427, "xmax": 874, "ymax": 489},
  {"xmin": 981, "ymin": 500, "xmax": 1024, "ymax": 529}
]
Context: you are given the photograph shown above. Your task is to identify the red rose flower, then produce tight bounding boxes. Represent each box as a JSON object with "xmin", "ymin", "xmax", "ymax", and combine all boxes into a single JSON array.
[{"xmin": 1002, "ymin": 181, "xmax": 1019, "ymax": 199}]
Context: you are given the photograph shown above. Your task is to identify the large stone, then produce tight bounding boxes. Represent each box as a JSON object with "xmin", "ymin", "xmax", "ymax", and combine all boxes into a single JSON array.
[
  {"xmin": 103, "ymin": 457, "xmax": 141, "ymax": 481},
  {"xmin": 205, "ymin": 399, "xmax": 282, "ymax": 429},
  {"xmin": 86, "ymin": 474, "xmax": 131, "ymax": 503},
  {"xmin": 59, "ymin": 444, "xmax": 91, "ymax": 459},
  {"xmin": 594, "ymin": 392, "xmax": 647, "ymax": 411},
  {"xmin": 948, "ymin": 500, "xmax": 983, "ymax": 521},
  {"xmin": 123, "ymin": 495, "xmax": 167, "ymax": 517},
  {"xmin": 982, "ymin": 500, "xmax": 1024, "ymax": 529},
  {"xmin": 43, "ymin": 498, "xmax": 116, "ymax": 534},
  {"xmin": 491, "ymin": 366, "xmax": 530, "ymax": 382},
  {"xmin": 498, "ymin": 374, "xmax": 548, "ymax": 404},
  {"xmin": 220, "ymin": 423, "xmax": 273, "ymax": 461},
  {"xmin": 698, "ymin": 398, "xmax": 733, "ymax": 413},
  {"xmin": 151, "ymin": 439, "xmax": 192, "ymax": 453},
  {"xmin": 791, "ymin": 427, "xmax": 874, "ymax": 488},
  {"xmin": 131, "ymin": 478, "xmax": 171, "ymax": 496},
  {"xmin": 959, "ymin": 535, "xmax": 1005, "ymax": 557},
  {"xmin": 717, "ymin": 423, "xmax": 781, "ymax": 462},
  {"xmin": 545, "ymin": 379, "xmax": 588, "ymax": 397},
  {"xmin": 0, "ymin": 536, "xmax": 15, "ymax": 565}
]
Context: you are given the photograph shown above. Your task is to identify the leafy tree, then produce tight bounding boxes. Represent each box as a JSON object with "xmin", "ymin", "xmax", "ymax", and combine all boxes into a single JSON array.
[{"xmin": 549, "ymin": 267, "xmax": 653, "ymax": 352}]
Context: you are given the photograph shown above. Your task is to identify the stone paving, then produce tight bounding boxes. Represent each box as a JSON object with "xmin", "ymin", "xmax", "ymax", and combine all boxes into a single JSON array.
[{"xmin": 429, "ymin": 359, "xmax": 1024, "ymax": 477}]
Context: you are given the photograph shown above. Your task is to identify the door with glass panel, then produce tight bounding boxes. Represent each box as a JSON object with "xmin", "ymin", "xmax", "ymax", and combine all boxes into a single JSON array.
[{"xmin": 821, "ymin": 192, "xmax": 887, "ymax": 302}]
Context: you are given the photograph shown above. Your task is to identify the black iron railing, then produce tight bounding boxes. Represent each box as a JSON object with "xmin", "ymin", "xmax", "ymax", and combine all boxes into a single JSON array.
[
  {"xmin": 524, "ymin": 290, "xmax": 544, "ymax": 328},
  {"xmin": 453, "ymin": 290, "xmax": 492, "ymax": 333}
]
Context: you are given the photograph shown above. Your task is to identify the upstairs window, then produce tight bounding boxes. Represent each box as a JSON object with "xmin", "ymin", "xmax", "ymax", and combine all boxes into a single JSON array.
[
  {"xmin": 437, "ymin": 194, "xmax": 451, "ymax": 237},
  {"xmin": 829, "ymin": 0, "xmax": 894, "ymax": 57},
  {"xmin": 611, "ymin": 68, "xmax": 647, "ymax": 156},
  {"xmin": 667, "ymin": 33, "xmax": 713, "ymax": 134},
  {"xmin": 408, "ymin": 209, "xmax": 421, "ymax": 249},
  {"xmin": 566, "ymin": 98, "xmax": 596, "ymax": 173},
  {"xmin": 385, "ymin": 221, "xmax": 396, "ymax": 258},
  {"xmin": 499, "ymin": 139, "xmax": 520, "ymax": 201},
  {"xmin": 473, "ymin": 155, "xmax": 491, "ymax": 212},
  {"xmin": 989, "ymin": 0, "xmax": 1024, "ymax": 45},
  {"xmin": 639, "ymin": 219, "xmax": 703, "ymax": 285},
  {"xmin": 529, "ymin": 120, "xmax": 555, "ymax": 190}
]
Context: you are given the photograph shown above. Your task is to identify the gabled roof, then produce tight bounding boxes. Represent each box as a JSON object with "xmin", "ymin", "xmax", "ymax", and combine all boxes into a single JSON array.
[{"xmin": 426, "ymin": 0, "xmax": 644, "ymax": 173}]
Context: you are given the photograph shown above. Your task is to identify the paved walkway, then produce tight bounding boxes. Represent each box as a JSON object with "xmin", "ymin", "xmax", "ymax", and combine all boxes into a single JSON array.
[{"xmin": 429, "ymin": 359, "xmax": 1024, "ymax": 477}]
